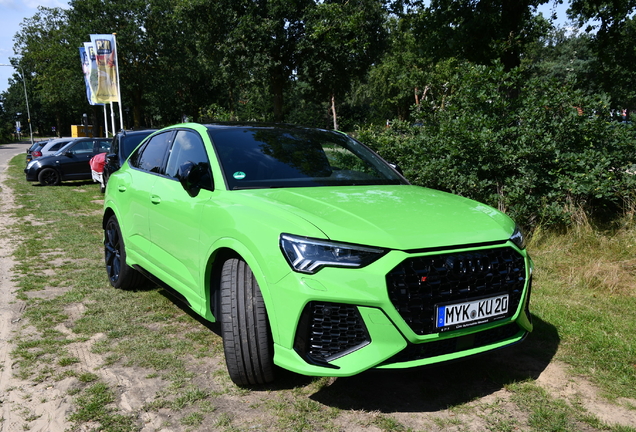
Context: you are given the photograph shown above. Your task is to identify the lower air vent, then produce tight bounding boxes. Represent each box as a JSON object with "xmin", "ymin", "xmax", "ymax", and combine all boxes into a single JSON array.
[{"xmin": 294, "ymin": 302, "xmax": 370, "ymax": 366}]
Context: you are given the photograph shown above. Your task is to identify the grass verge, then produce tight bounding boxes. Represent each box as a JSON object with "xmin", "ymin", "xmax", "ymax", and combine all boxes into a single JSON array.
[{"xmin": 3, "ymin": 154, "xmax": 636, "ymax": 431}]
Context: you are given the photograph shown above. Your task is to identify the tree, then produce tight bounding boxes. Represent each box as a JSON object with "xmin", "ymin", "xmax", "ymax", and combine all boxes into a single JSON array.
[
  {"xmin": 177, "ymin": 0, "xmax": 315, "ymax": 122},
  {"xmin": 420, "ymin": 0, "xmax": 551, "ymax": 71},
  {"xmin": 13, "ymin": 7, "xmax": 85, "ymax": 136},
  {"xmin": 524, "ymin": 27, "xmax": 597, "ymax": 95},
  {"xmin": 299, "ymin": 0, "xmax": 388, "ymax": 129},
  {"xmin": 568, "ymin": 0, "xmax": 636, "ymax": 111},
  {"xmin": 68, "ymin": 0, "xmax": 175, "ymax": 127}
]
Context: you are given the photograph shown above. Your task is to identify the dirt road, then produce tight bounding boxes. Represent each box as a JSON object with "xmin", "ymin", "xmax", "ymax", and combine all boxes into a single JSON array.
[{"xmin": 0, "ymin": 142, "xmax": 63, "ymax": 432}]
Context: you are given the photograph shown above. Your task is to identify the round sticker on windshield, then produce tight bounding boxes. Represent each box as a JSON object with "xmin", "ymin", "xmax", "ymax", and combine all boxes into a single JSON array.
[{"xmin": 233, "ymin": 171, "xmax": 246, "ymax": 180}]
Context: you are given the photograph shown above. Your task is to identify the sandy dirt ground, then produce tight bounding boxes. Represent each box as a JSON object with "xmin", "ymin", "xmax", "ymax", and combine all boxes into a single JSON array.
[{"xmin": 1, "ymin": 141, "xmax": 635, "ymax": 432}]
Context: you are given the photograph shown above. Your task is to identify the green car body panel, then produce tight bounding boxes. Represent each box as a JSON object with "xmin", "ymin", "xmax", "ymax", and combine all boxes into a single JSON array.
[{"xmin": 103, "ymin": 122, "xmax": 533, "ymax": 381}]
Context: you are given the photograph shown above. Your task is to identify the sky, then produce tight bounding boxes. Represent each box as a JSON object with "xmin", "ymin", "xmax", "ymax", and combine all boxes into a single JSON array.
[
  {"xmin": 0, "ymin": 0, "xmax": 572, "ymax": 95},
  {"xmin": 0, "ymin": 0, "xmax": 70, "ymax": 94}
]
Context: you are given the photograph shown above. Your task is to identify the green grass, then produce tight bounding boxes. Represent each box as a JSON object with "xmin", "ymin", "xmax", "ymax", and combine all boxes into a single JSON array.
[
  {"xmin": 529, "ymin": 223, "xmax": 636, "ymax": 400},
  {"xmin": 5, "ymin": 156, "xmax": 225, "ymax": 431},
  {"xmin": 3, "ymin": 154, "xmax": 636, "ymax": 432}
]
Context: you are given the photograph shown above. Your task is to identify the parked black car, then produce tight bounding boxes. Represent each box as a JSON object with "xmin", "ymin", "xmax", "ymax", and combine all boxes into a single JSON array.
[
  {"xmin": 25, "ymin": 138, "xmax": 112, "ymax": 186},
  {"xmin": 104, "ymin": 129, "xmax": 157, "ymax": 187}
]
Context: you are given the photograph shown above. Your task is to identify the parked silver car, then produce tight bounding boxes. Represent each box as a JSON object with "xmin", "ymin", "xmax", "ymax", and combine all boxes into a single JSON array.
[{"xmin": 28, "ymin": 138, "xmax": 78, "ymax": 162}]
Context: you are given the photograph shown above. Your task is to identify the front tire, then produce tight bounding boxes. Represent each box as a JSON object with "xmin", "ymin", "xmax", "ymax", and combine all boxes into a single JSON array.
[
  {"xmin": 104, "ymin": 215, "xmax": 145, "ymax": 289},
  {"xmin": 220, "ymin": 258, "xmax": 275, "ymax": 386},
  {"xmin": 38, "ymin": 168, "xmax": 60, "ymax": 186}
]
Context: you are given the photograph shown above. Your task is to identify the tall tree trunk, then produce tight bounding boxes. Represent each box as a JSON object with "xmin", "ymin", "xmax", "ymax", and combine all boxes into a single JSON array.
[
  {"xmin": 501, "ymin": 0, "xmax": 524, "ymax": 71},
  {"xmin": 331, "ymin": 93, "xmax": 338, "ymax": 130}
]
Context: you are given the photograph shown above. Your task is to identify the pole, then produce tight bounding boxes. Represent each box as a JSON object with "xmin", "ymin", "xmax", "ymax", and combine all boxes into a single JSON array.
[
  {"xmin": 0, "ymin": 63, "xmax": 34, "ymax": 144},
  {"xmin": 110, "ymin": 102, "xmax": 116, "ymax": 137},
  {"xmin": 20, "ymin": 66, "xmax": 34, "ymax": 145},
  {"xmin": 112, "ymin": 34, "xmax": 124, "ymax": 130},
  {"xmin": 103, "ymin": 105, "xmax": 109, "ymax": 137}
]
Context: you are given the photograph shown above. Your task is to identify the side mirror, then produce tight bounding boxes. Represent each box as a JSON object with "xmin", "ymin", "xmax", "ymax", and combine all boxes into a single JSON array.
[{"xmin": 178, "ymin": 161, "xmax": 213, "ymax": 197}]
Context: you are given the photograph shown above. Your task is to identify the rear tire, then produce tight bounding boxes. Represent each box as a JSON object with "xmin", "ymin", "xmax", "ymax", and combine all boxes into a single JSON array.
[
  {"xmin": 38, "ymin": 168, "xmax": 60, "ymax": 186},
  {"xmin": 220, "ymin": 258, "xmax": 275, "ymax": 386},
  {"xmin": 104, "ymin": 215, "xmax": 145, "ymax": 289}
]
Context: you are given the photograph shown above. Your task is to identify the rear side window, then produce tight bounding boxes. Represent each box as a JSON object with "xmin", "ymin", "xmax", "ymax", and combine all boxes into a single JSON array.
[
  {"xmin": 49, "ymin": 142, "xmax": 64, "ymax": 152},
  {"xmin": 122, "ymin": 134, "xmax": 152, "ymax": 159},
  {"xmin": 130, "ymin": 131, "xmax": 173, "ymax": 174}
]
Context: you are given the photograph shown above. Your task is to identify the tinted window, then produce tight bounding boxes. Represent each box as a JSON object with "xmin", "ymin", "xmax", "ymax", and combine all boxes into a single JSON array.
[
  {"xmin": 208, "ymin": 127, "xmax": 405, "ymax": 190},
  {"xmin": 165, "ymin": 131, "xmax": 208, "ymax": 177},
  {"xmin": 122, "ymin": 134, "xmax": 151, "ymax": 159},
  {"xmin": 70, "ymin": 140, "xmax": 94, "ymax": 154},
  {"xmin": 97, "ymin": 140, "xmax": 111, "ymax": 153},
  {"xmin": 130, "ymin": 131, "xmax": 172, "ymax": 174},
  {"xmin": 49, "ymin": 142, "xmax": 64, "ymax": 152}
]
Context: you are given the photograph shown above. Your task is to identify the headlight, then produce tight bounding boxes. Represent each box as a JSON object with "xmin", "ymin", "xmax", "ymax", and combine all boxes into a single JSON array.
[
  {"xmin": 510, "ymin": 225, "xmax": 526, "ymax": 249},
  {"xmin": 280, "ymin": 234, "xmax": 386, "ymax": 274},
  {"xmin": 26, "ymin": 160, "xmax": 37, "ymax": 170}
]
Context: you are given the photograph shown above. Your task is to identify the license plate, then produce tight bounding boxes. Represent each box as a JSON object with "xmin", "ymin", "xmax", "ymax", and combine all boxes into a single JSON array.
[{"xmin": 436, "ymin": 294, "xmax": 509, "ymax": 332}]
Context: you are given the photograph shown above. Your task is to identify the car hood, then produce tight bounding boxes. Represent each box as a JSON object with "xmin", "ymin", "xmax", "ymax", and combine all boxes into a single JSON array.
[{"xmin": 239, "ymin": 185, "xmax": 515, "ymax": 250}]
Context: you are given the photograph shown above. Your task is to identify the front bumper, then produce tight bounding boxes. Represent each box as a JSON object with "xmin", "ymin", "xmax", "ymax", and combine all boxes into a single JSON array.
[
  {"xmin": 24, "ymin": 166, "xmax": 39, "ymax": 181},
  {"xmin": 268, "ymin": 242, "xmax": 533, "ymax": 377}
]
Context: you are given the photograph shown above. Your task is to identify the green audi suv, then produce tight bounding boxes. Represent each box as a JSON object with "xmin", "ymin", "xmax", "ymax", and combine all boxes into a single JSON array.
[{"xmin": 103, "ymin": 122, "xmax": 533, "ymax": 386}]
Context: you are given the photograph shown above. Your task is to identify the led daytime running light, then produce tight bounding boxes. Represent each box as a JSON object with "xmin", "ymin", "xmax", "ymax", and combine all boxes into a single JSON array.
[{"xmin": 280, "ymin": 234, "xmax": 385, "ymax": 274}]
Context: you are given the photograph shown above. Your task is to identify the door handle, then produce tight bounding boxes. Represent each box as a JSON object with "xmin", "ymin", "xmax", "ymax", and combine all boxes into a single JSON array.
[
  {"xmin": 150, "ymin": 195, "xmax": 161, "ymax": 204},
  {"xmin": 118, "ymin": 185, "xmax": 127, "ymax": 192}
]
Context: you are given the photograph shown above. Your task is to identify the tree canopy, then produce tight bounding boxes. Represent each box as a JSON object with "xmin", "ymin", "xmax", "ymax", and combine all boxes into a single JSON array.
[{"xmin": 2, "ymin": 0, "xmax": 636, "ymax": 229}]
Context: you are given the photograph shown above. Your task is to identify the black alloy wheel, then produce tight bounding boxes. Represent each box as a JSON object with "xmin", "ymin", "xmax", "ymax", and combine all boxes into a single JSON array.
[
  {"xmin": 38, "ymin": 168, "xmax": 60, "ymax": 186},
  {"xmin": 104, "ymin": 215, "xmax": 145, "ymax": 289}
]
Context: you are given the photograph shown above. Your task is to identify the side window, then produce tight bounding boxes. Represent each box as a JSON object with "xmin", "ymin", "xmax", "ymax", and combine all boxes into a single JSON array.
[
  {"xmin": 165, "ymin": 130, "xmax": 213, "ymax": 190},
  {"xmin": 49, "ymin": 142, "xmax": 63, "ymax": 152},
  {"xmin": 130, "ymin": 132, "xmax": 173, "ymax": 174},
  {"xmin": 97, "ymin": 140, "xmax": 111, "ymax": 153},
  {"xmin": 70, "ymin": 140, "xmax": 94, "ymax": 155},
  {"xmin": 165, "ymin": 130, "xmax": 209, "ymax": 177}
]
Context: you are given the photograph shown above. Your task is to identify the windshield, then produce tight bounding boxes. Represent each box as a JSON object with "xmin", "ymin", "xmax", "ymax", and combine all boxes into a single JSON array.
[{"xmin": 208, "ymin": 126, "xmax": 406, "ymax": 190}]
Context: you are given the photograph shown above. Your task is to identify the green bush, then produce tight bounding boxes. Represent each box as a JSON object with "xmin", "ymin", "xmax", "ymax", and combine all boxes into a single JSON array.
[{"xmin": 357, "ymin": 62, "xmax": 636, "ymax": 230}]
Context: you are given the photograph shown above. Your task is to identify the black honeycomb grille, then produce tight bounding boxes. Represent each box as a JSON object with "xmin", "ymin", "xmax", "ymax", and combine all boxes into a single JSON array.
[
  {"xmin": 294, "ymin": 302, "xmax": 370, "ymax": 364},
  {"xmin": 386, "ymin": 247, "xmax": 526, "ymax": 335}
]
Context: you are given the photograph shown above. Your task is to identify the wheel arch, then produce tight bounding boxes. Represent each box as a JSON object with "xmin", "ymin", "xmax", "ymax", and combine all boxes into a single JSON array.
[
  {"xmin": 37, "ymin": 165, "xmax": 61, "ymax": 185},
  {"xmin": 203, "ymin": 241, "xmax": 280, "ymax": 343},
  {"xmin": 103, "ymin": 206, "xmax": 116, "ymax": 230}
]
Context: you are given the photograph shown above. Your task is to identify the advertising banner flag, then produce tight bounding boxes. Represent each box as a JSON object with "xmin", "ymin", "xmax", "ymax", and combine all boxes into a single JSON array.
[
  {"xmin": 90, "ymin": 34, "xmax": 120, "ymax": 103},
  {"xmin": 79, "ymin": 44, "xmax": 103, "ymax": 105}
]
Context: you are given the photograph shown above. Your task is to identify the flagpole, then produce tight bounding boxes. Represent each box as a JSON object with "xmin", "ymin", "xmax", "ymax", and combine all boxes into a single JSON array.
[
  {"xmin": 112, "ymin": 33, "xmax": 124, "ymax": 130},
  {"xmin": 110, "ymin": 102, "xmax": 116, "ymax": 136},
  {"xmin": 103, "ymin": 104, "xmax": 109, "ymax": 137}
]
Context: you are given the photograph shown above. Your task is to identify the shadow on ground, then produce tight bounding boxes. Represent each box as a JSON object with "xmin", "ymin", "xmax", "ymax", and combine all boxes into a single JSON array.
[
  {"xmin": 306, "ymin": 315, "xmax": 559, "ymax": 413},
  {"xmin": 158, "ymin": 284, "xmax": 559, "ymax": 414}
]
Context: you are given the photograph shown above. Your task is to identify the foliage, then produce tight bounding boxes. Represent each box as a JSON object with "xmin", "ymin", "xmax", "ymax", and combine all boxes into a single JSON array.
[
  {"xmin": 3, "ymin": 0, "xmax": 636, "ymax": 230},
  {"xmin": 419, "ymin": 0, "xmax": 552, "ymax": 70},
  {"xmin": 358, "ymin": 62, "xmax": 636, "ymax": 229},
  {"xmin": 298, "ymin": 0, "xmax": 388, "ymax": 129},
  {"xmin": 568, "ymin": 0, "xmax": 636, "ymax": 110},
  {"xmin": 11, "ymin": 7, "xmax": 83, "ymax": 136}
]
